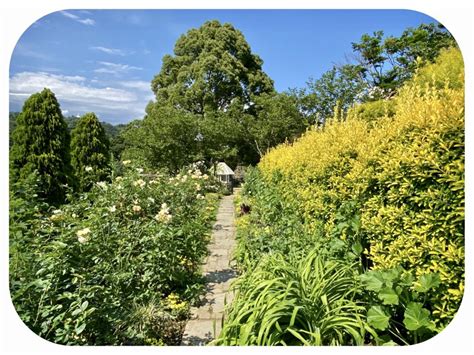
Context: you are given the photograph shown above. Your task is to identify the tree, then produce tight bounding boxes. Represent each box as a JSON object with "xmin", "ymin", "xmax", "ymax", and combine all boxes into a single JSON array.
[
  {"xmin": 70, "ymin": 113, "xmax": 111, "ymax": 191},
  {"xmin": 151, "ymin": 20, "xmax": 274, "ymax": 115},
  {"xmin": 121, "ymin": 106, "xmax": 198, "ymax": 172},
  {"xmin": 127, "ymin": 20, "xmax": 286, "ymax": 168},
  {"xmin": 351, "ymin": 23, "xmax": 456, "ymax": 98},
  {"xmin": 9, "ymin": 112, "xmax": 20, "ymax": 147},
  {"xmin": 240, "ymin": 93, "xmax": 306, "ymax": 158},
  {"xmin": 295, "ymin": 22, "xmax": 456, "ymax": 126},
  {"xmin": 295, "ymin": 65, "xmax": 367, "ymax": 126},
  {"xmin": 10, "ymin": 88, "xmax": 72, "ymax": 203},
  {"xmin": 121, "ymin": 104, "xmax": 238, "ymax": 172}
]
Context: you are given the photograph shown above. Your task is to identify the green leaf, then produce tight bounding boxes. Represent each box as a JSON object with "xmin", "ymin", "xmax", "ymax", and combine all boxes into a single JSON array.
[
  {"xmin": 414, "ymin": 273, "xmax": 440, "ymax": 293},
  {"xmin": 378, "ymin": 287, "xmax": 399, "ymax": 305},
  {"xmin": 81, "ymin": 301, "xmax": 89, "ymax": 311},
  {"xmin": 360, "ymin": 271, "xmax": 384, "ymax": 292},
  {"xmin": 381, "ymin": 267, "xmax": 401, "ymax": 283},
  {"xmin": 399, "ymin": 271, "xmax": 415, "ymax": 286},
  {"xmin": 367, "ymin": 306, "xmax": 390, "ymax": 330},
  {"xmin": 75, "ymin": 322, "xmax": 86, "ymax": 335},
  {"xmin": 382, "ymin": 340, "xmax": 398, "ymax": 346},
  {"xmin": 71, "ymin": 308, "xmax": 82, "ymax": 316},
  {"xmin": 403, "ymin": 302, "xmax": 431, "ymax": 331},
  {"xmin": 352, "ymin": 242, "xmax": 363, "ymax": 255}
]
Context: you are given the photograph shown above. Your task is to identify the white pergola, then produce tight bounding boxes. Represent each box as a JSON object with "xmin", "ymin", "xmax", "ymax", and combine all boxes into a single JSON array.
[{"xmin": 214, "ymin": 162, "xmax": 234, "ymax": 183}]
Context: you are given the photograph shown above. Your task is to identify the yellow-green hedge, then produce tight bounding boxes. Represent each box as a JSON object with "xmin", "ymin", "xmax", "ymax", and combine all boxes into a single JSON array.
[{"xmin": 259, "ymin": 47, "xmax": 464, "ymax": 327}]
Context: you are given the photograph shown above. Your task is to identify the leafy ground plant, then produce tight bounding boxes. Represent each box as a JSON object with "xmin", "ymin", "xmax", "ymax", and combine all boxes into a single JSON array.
[
  {"xmin": 215, "ymin": 250, "xmax": 368, "ymax": 345},
  {"xmin": 361, "ymin": 267, "xmax": 441, "ymax": 344}
]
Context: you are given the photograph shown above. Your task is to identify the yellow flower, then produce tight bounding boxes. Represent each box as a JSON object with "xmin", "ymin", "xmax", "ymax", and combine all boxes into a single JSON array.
[
  {"xmin": 77, "ymin": 227, "xmax": 91, "ymax": 237},
  {"xmin": 132, "ymin": 205, "xmax": 142, "ymax": 213},
  {"xmin": 133, "ymin": 179, "xmax": 146, "ymax": 188},
  {"xmin": 166, "ymin": 293, "xmax": 187, "ymax": 310}
]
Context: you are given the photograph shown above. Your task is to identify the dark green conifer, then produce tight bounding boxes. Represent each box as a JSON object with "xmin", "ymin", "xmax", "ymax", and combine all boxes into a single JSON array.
[
  {"xmin": 10, "ymin": 88, "xmax": 72, "ymax": 203},
  {"xmin": 70, "ymin": 112, "xmax": 111, "ymax": 191}
]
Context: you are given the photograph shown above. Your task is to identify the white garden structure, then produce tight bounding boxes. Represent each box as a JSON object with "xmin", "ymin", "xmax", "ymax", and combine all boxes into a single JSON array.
[{"xmin": 213, "ymin": 162, "xmax": 234, "ymax": 184}]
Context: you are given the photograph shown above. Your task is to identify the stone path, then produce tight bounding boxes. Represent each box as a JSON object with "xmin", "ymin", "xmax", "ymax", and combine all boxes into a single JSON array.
[{"xmin": 181, "ymin": 191, "xmax": 238, "ymax": 346}]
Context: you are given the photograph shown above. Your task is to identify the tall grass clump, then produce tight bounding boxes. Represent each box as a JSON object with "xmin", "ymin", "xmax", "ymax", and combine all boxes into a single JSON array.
[{"xmin": 215, "ymin": 251, "xmax": 368, "ymax": 345}]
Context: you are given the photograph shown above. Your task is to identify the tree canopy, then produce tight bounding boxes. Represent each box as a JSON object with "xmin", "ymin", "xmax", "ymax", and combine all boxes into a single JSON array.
[
  {"xmin": 123, "ymin": 20, "xmax": 294, "ymax": 169},
  {"xmin": 294, "ymin": 22, "xmax": 456, "ymax": 125},
  {"xmin": 151, "ymin": 20, "xmax": 274, "ymax": 115},
  {"xmin": 10, "ymin": 88, "xmax": 72, "ymax": 203},
  {"xmin": 70, "ymin": 112, "xmax": 111, "ymax": 191}
]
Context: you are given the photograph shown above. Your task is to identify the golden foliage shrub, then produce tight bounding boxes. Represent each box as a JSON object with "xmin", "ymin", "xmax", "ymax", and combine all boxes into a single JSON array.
[{"xmin": 259, "ymin": 47, "xmax": 464, "ymax": 327}]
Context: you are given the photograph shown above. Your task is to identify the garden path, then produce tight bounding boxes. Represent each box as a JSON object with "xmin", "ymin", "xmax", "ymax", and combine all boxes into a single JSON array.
[{"xmin": 180, "ymin": 190, "xmax": 239, "ymax": 345}]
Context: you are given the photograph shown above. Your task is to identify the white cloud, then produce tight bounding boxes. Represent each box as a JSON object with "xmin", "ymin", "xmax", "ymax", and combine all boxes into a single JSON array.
[
  {"xmin": 60, "ymin": 11, "xmax": 95, "ymax": 26},
  {"xmin": 90, "ymin": 46, "xmax": 126, "ymax": 56},
  {"xmin": 118, "ymin": 80, "xmax": 150, "ymax": 91},
  {"xmin": 9, "ymin": 72, "xmax": 151, "ymax": 123},
  {"xmin": 60, "ymin": 11, "xmax": 78, "ymax": 20},
  {"xmin": 78, "ymin": 18, "xmax": 95, "ymax": 26},
  {"xmin": 94, "ymin": 61, "xmax": 143, "ymax": 76}
]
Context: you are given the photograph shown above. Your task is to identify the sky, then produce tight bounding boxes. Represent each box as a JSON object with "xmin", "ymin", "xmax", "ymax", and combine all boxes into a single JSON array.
[{"xmin": 9, "ymin": 9, "xmax": 440, "ymax": 124}]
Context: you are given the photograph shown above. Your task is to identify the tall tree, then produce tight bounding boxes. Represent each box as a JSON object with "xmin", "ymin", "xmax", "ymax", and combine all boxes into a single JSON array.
[
  {"xmin": 295, "ymin": 65, "xmax": 367, "ymax": 125},
  {"xmin": 295, "ymin": 22, "xmax": 457, "ymax": 126},
  {"xmin": 151, "ymin": 20, "xmax": 274, "ymax": 115},
  {"xmin": 9, "ymin": 112, "xmax": 20, "ymax": 147},
  {"xmin": 125, "ymin": 20, "xmax": 285, "ymax": 168},
  {"xmin": 351, "ymin": 23, "xmax": 456, "ymax": 98},
  {"xmin": 70, "ymin": 112, "xmax": 111, "ymax": 191},
  {"xmin": 121, "ymin": 106, "xmax": 199, "ymax": 172},
  {"xmin": 238, "ymin": 93, "xmax": 306, "ymax": 159},
  {"xmin": 10, "ymin": 88, "xmax": 72, "ymax": 203}
]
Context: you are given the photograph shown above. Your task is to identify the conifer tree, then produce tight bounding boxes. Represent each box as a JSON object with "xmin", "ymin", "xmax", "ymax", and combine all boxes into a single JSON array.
[
  {"xmin": 10, "ymin": 88, "xmax": 72, "ymax": 203},
  {"xmin": 70, "ymin": 112, "xmax": 111, "ymax": 191}
]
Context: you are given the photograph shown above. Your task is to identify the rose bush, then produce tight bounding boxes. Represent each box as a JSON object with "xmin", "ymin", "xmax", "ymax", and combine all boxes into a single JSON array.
[{"xmin": 10, "ymin": 162, "xmax": 221, "ymax": 345}]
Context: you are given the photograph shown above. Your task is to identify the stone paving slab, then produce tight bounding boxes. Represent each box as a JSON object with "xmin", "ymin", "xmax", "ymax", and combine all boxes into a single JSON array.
[
  {"xmin": 181, "ymin": 192, "xmax": 238, "ymax": 346},
  {"xmin": 181, "ymin": 319, "xmax": 222, "ymax": 346}
]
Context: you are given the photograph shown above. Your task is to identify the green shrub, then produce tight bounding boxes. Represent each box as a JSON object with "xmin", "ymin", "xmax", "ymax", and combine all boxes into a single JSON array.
[
  {"xmin": 10, "ymin": 163, "xmax": 220, "ymax": 345},
  {"xmin": 70, "ymin": 112, "xmax": 111, "ymax": 192},
  {"xmin": 226, "ymin": 47, "xmax": 464, "ymax": 345},
  {"xmin": 360, "ymin": 267, "xmax": 441, "ymax": 344}
]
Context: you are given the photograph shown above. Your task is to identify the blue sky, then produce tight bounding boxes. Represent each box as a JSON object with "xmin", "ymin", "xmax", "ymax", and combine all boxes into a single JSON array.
[{"xmin": 9, "ymin": 9, "xmax": 439, "ymax": 124}]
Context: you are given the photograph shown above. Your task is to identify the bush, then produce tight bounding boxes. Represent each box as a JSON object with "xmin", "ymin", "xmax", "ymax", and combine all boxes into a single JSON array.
[
  {"xmin": 10, "ymin": 163, "xmax": 221, "ymax": 345},
  {"xmin": 231, "ymin": 47, "xmax": 464, "ymax": 344}
]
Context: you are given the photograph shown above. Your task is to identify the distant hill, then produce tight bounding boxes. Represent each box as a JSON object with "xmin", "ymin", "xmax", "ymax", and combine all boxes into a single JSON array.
[
  {"xmin": 63, "ymin": 116, "xmax": 126, "ymax": 139},
  {"xmin": 9, "ymin": 113, "xmax": 127, "ymax": 155}
]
